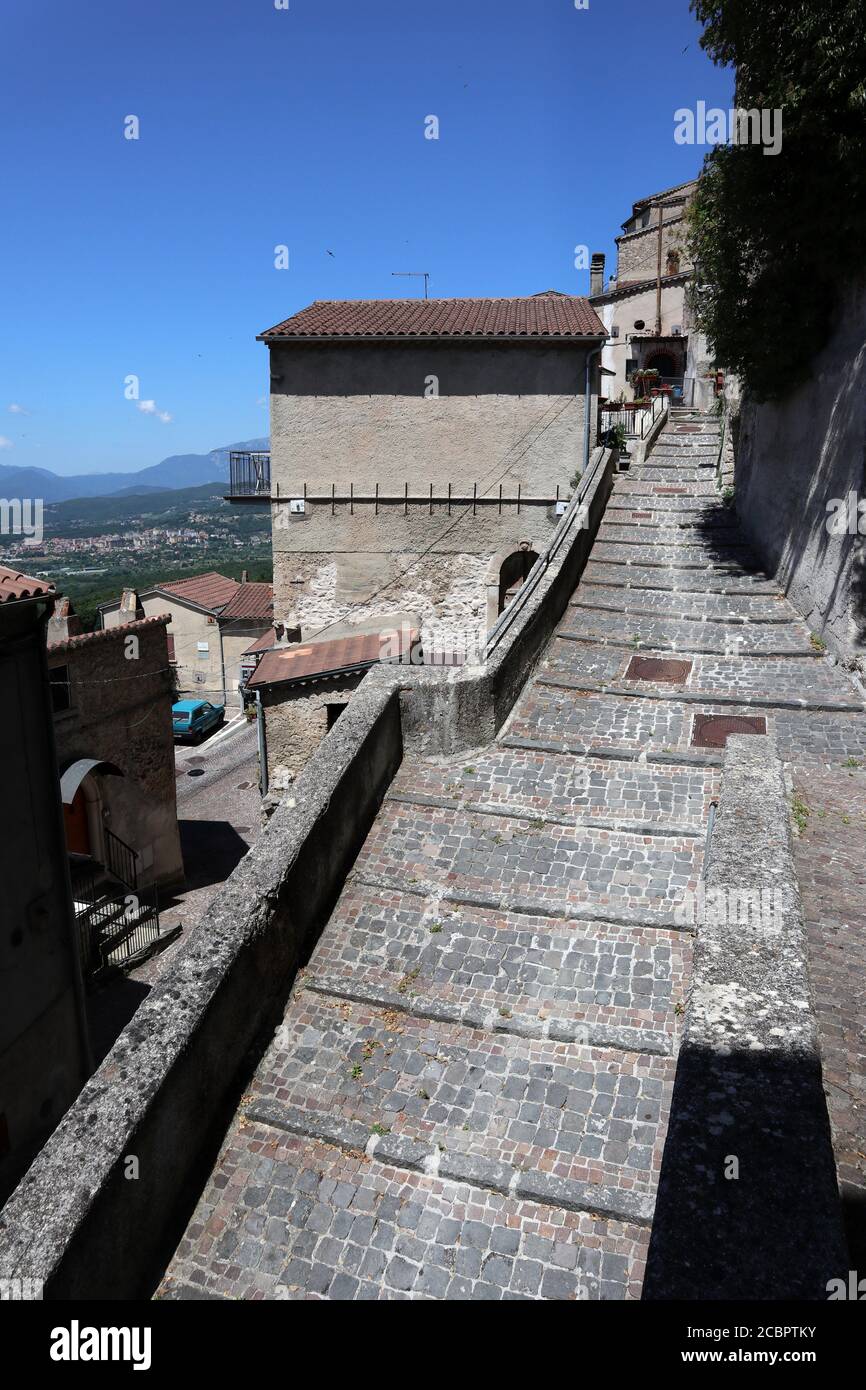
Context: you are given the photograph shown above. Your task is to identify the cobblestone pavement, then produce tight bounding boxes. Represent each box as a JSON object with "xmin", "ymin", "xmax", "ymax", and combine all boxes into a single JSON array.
[{"xmin": 158, "ymin": 410, "xmax": 866, "ymax": 1300}]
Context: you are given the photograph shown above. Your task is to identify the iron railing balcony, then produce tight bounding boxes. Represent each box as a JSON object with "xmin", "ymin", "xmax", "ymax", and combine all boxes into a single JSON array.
[{"xmin": 228, "ymin": 451, "xmax": 271, "ymax": 501}]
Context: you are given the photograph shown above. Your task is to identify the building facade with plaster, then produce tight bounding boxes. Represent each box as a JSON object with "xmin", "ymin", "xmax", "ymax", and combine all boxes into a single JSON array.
[
  {"xmin": 589, "ymin": 178, "xmax": 715, "ymax": 408},
  {"xmin": 240, "ymin": 292, "xmax": 605, "ymax": 655}
]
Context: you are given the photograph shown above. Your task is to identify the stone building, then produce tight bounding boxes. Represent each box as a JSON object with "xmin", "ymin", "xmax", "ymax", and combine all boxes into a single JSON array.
[
  {"xmin": 242, "ymin": 292, "xmax": 606, "ymax": 654},
  {"xmin": 47, "ymin": 605, "xmax": 184, "ymax": 893},
  {"xmin": 248, "ymin": 625, "xmax": 416, "ymax": 790},
  {"xmin": 589, "ymin": 178, "xmax": 715, "ymax": 408},
  {"xmin": 0, "ymin": 567, "xmax": 90, "ymax": 1205},
  {"xmin": 99, "ymin": 572, "xmax": 273, "ymax": 708}
]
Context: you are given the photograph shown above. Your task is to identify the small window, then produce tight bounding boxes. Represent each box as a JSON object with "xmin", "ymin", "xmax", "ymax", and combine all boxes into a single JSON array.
[
  {"xmin": 625, "ymin": 359, "xmax": 638, "ymax": 378},
  {"xmin": 611, "ymin": 325, "xmax": 620, "ymax": 339},
  {"xmin": 49, "ymin": 665, "xmax": 71, "ymax": 714},
  {"xmin": 196, "ymin": 641, "xmax": 209, "ymax": 658}
]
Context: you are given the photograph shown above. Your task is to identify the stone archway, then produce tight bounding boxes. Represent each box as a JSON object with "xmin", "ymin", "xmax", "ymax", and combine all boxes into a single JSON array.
[{"xmin": 486, "ymin": 546, "xmax": 540, "ymax": 629}]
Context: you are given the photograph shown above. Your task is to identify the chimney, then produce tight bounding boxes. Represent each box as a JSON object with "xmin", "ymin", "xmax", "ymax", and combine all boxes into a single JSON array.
[
  {"xmin": 590, "ymin": 252, "xmax": 605, "ymax": 296},
  {"xmin": 240, "ymin": 570, "xmax": 249, "ymax": 584},
  {"xmin": 47, "ymin": 595, "xmax": 82, "ymax": 645},
  {"xmin": 119, "ymin": 587, "xmax": 144, "ymax": 621}
]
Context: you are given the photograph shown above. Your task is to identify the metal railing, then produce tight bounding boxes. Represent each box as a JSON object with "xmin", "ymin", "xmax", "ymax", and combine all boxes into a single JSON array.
[
  {"xmin": 104, "ymin": 827, "xmax": 138, "ymax": 891},
  {"xmin": 484, "ymin": 446, "xmax": 611, "ymax": 660},
  {"xmin": 600, "ymin": 393, "xmax": 668, "ymax": 441},
  {"xmin": 70, "ymin": 849, "xmax": 161, "ymax": 979},
  {"xmin": 229, "ymin": 451, "xmax": 271, "ymax": 498}
]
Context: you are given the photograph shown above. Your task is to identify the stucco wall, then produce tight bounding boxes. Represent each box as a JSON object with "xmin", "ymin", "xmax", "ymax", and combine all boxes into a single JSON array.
[
  {"xmin": 269, "ymin": 340, "xmax": 593, "ymax": 493},
  {"xmin": 597, "ymin": 283, "xmax": 689, "ymax": 399},
  {"xmin": 733, "ymin": 281, "xmax": 866, "ymax": 667},
  {"xmin": 49, "ymin": 620, "xmax": 184, "ymax": 888},
  {"xmin": 103, "ymin": 594, "xmax": 224, "ymax": 702},
  {"xmin": 268, "ymin": 338, "xmax": 598, "ymax": 641},
  {"xmin": 221, "ymin": 624, "xmax": 270, "ymax": 707}
]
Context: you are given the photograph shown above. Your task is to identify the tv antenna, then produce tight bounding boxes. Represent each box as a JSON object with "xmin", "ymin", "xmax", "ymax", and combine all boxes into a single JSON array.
[{"xmin": 391, "ymin": 271, "xmax": 430, "ymax": 300}]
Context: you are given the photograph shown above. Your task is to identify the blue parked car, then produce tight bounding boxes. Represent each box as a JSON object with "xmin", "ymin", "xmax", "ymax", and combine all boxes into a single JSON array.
[{"xmin": 172, "ymin": 698, "xmax": 225, "ymax": 743}]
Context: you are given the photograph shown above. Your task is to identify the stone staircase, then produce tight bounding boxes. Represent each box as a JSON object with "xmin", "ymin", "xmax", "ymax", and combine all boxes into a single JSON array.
[{"xmin": 158, "ymin": 411, "xmax": 866, "ymax": 1301}]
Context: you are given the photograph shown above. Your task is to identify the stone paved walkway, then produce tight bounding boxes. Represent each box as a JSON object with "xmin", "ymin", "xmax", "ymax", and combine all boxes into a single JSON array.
[{"xmin": 158, "ymin": 409, "xmax": 866, "ymax": 1300}]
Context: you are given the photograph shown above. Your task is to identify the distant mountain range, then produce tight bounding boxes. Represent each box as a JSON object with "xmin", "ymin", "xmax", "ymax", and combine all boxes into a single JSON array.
[{"xmin": 0, "ymin": 438, "xmax": 269, "ymax": 502}]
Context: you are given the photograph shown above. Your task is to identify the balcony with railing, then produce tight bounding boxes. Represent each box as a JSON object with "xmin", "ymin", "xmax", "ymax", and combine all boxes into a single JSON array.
[
  {"xmin": 600, "ymin": 392, "xmax": 669, "ymax": 441},
  {"xmin": 227, "ymin": 451, "xmax": 271, "ymax": 501}
]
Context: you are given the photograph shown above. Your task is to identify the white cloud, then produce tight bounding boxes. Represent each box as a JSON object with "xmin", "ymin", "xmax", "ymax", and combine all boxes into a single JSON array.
[
  {"xmin": 0, "ymin": 436, "xmax": 13, "ymax": 449},
  {"xmin": 137, "ymin": 399, "xmax": 173, "ymax": 424},
  {"xmin": 7, "ymin": 403, "xmax": 29, "ymax": 416}
]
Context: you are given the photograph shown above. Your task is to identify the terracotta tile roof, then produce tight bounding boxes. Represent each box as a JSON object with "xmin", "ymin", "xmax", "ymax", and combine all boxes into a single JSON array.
[
  {"xmin": 241, "ymin": 629, "xmax": 277, "ymax": 657},
  {"xmin": 0, "ymin": 565, "xmax": 55, "ymax": 605},
  {"xmin": 219, "ymin": 581, "xmax": 274, "ymax": 622},
  {"xmin": 259, "ymin": 293, "xmax": 605, "ymax": 341},
  {"xmin": 157, "ymin": 571, "xmax": 240, "ymax": 612},
  {"xmin": 48, "ymin": 614, "xmax": 171, "ymax": 655},
  {"xmin": 248, "ymin": 626, "xmax": 417, "ymax": 690},
  {"xmin": 589, "ymin": 272, "xmax": 688, "ymax": 304}
]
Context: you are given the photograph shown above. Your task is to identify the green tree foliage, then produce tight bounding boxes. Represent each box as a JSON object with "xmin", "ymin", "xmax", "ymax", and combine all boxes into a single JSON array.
[{"xmin": 687, "ymin": 0, "xmax": 866, "ymax": 400}]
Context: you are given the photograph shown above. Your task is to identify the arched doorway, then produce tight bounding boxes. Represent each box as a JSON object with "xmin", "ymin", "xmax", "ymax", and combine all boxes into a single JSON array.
[{"xmin": 497, "ymin": 549, "xmax": 539, "ymax": 616}]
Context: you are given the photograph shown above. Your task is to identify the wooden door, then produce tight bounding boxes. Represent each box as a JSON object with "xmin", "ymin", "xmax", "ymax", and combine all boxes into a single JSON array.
[{"xmin": 64, "ymin": 787, "xmax": 90, "ymax": 855}]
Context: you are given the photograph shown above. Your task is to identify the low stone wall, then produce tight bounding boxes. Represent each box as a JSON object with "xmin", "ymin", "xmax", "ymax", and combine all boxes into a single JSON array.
[
  {"xmin": 0, "ymin": 450, "xmax": 614, "ymax": 1299},
  {"xmin": 643, "ymin": 735, "xmax": 847, "ymax": 1299}
]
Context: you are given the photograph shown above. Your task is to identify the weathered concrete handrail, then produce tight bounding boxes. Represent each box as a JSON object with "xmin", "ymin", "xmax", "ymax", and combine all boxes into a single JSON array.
[
  {"xmin": 643, "ymin": 735, "xmax": 847, "ymax": 1300},
  {"xmin": 0, "ymin": 448, "xmax": 615, "ymax": 1298}
]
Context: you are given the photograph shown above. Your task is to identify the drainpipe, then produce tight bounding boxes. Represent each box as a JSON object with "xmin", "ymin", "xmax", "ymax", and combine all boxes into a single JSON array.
[
  {"xmin": 583, "ymin": 342, "xmax": 603, "ymax": 477},
  {"xmin": 255, "ymin": 689, "xmax": 269, "ymax": 797}
]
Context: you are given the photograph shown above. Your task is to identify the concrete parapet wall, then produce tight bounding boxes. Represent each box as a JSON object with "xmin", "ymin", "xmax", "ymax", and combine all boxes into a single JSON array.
[{"xmin": 643, "ymin": 734, "xmax": 847, "ymax": 1299}]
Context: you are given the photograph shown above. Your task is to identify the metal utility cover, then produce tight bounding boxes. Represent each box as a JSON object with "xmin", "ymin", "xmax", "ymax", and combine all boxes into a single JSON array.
[
  {"xmin": 692, "ymin": 714, "xmax": 767, "ymax": 748},
  {"xmin": 625, "ymin": 656, "xmax": 692, "ymax": 683}
]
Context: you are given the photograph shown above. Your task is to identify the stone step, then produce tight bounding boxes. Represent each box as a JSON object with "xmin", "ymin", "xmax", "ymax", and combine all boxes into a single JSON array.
[
  {"xmin": 592, "ymin": 541, "xmax": 760, "ymax": 568},
  {"xmin": 582, "ymin": 563, "xmax": 779, "ymax": 594},
  {"xmin": 389, "ymin": 746, "xmax": 717, "ymax": 832},
  {"xmin": 628, "ymin": 466, "xmax": 717, "ymax": 481},
  {"xmin": 594, "ymin": 539, "xmax": 756, "ymax": 567},
  {"xmin": 614, "ymin": 481, "xmax": 720, "ymax": 497},
  {"xmin": 607, "ymin": 502, "xmax": 736, "ymax": 521},
  {"xmin": 245, "ymin": 995, "xmax": 674, "ymax": 1217},
  {"xmin": 351, "ymin": 797, "xmax": 703, "ymax": 921},
  {"xmin": 160, "ymin": 1111, "xmax": 650, "ymax": 1299},
  {"xmin": 572, "ymin": 586, "xmax": 794, "ymax": 623},
  {"xmin": 556, "ymin": 612, "xmax": 814, "ymax": 657},
  {"xmin": 540, "ymin": 641, "xmax": 861, "ymax": 705},
  {"xmin": 507, "ymin": 685, "xmax": 866, "ymax": 766},
  {"xmin": 598, "ymin": 525, "xmax": 743, "ymax": 547},
  {"xmin": 310, "ymin": 882, "xmax": 689, "ymax": 1050}
]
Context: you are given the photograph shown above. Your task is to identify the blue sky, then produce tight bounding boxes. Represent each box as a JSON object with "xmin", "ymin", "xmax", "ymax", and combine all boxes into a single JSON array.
[{"xmin": 0, "ymin": 0, "xmax": 733, "ymax": 476}]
